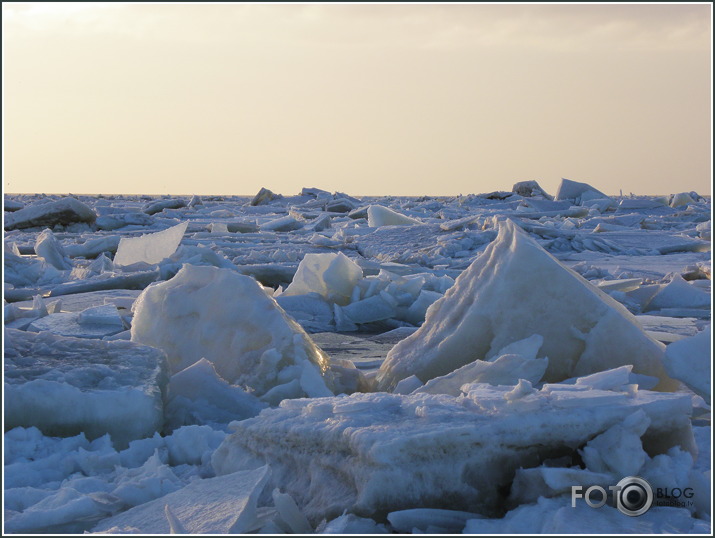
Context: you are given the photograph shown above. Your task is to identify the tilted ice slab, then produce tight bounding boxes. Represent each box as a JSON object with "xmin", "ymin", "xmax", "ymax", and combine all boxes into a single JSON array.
[
  {"xmin": 92, "ymin": 466, "xmax": 270, "ymax": 534},
  {"xmin": 4, "ymin": 197, "xmax": 97, "ymax": 230},
  {"xmin": 4, "ymin": 329, "xmax": 168, "ymax": 449},
  {"xmin": 131, "ymin": 264, "xmax": 335, "ymax": 401},
  {"xmin": 212, "ymin": 381, "xmax": 693, "ymax": 523},
  {"xmin": 113, "ymin": 221, "xmax": 188, "ymax": 267},
  {"xmin": 376, "ymin": 220, "xmax": 678, "ymax": 392}
]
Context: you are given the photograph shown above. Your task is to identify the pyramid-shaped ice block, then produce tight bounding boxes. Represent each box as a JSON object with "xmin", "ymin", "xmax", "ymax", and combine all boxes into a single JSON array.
[{"xmin": 376, "ymin": 220, "xmax": 678, "ymax": 392}]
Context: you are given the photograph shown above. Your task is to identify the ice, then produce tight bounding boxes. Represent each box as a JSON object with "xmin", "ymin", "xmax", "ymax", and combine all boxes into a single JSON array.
[
  {"xmin": 4, "ymin": 329, "xmax": 168, "ymax": 449},
  {"xmin": 663, "ymin": 326, "xmax": 711, "ymax": 403},
  {"xmin": 131, "ymin": 264, "xmax": 335, "ymax": 400},
  {"xmin": 415, "ymin": 354, "xmax": 548, "ymax": 396},
  {"xmin": 512, "ymin": 180, "xmax": 553, "ymax": 199},
  {"xmin": 141, "ymin": 198, "xmax": 187, "ymax": 215},
  {"xmin": 92, "ymin": 466, "xmax": 269, "ymax": 534},
  {"xmin": 646, "ymin": 273, "xmax": 711, "ymax": 311},
  {"xmin": 393, "ymin": 374, "xmax": 423, "ymax": 394},
  {"xmin": 251, "ymin": 186, "xmax": 281, "ymax": 205},
  {"xmin": 212, "ymin": 383, "xmax": 693, "ymax": 523},
  {"xmin": 165, "ymin": 358, "xmax": 267, "ymax": 432},
  {"xmin": 341, "ymin": 293, "xmax": 397, "ymax": 324},
  {"xmin": 405, "ymin": 289, "xmax": 442, "ymax": 325},
  {"xmin": 387, "ymin": 508, "xmax": 483, "ymax": 533},
  {"xmin": 463, "ymin": 496, "xmax": 706, "ymax": 534},
  {"xmin": 377, "ymin": 220, "xmax": 678, "ymax": 392},
  {"xmin": 579, "ymin": 410, "xmax": 650, "ymax": 476},
  {"xmin": 554, "ymin": 178, "xmax": 611, "ymax": 203},
  {"xmin": 95, "ymin": 212, "xmax": 154, "ymax": 231},
  {"xmin": 5, "ymin": 198, "xmax": 25, "ymax": 211},
  {"xmin": 318, "ymin": 512, "xmax": 388, "ymax": 534},
  {"xmin": 28, "ymin": 311, "xmax": 126, "ymax": 339},
  {"xmin": 282, "ymin": 252, "xmax": 363, "ymax": 305},
  {"xmin": 508, "ymin": 465, "xmax": 614, "ymax": 506},
  {"xmin": 367, "ymin": 204, "xmax": 422, "ymax": 226},
  {"xmin": 64, "ymin": 235, "xmax": 121, "ymax": 258},
  {"xmin": 34, "ymin": 228, "xmax": 72, "ymax": 270},
  {"xmin": 275, "ymin": 293, "xmax": 335, "ymax": 332},
  {"xmin": 2, "ymin": 190, "xmax": 711, "ymax": 535},
  {"xmin": 4, "ymin": 197, "xmax": 97, "ymax": 230},
  {"xmin": 260, "ymin": 215, "xmax": 304, "ymax": 232},
  {"xmin": 77, "ymin": 304, "xmax": 125, "ymax": 327},
  {"xmin": 272, "ymin": 488, "xmax": 313, "ymax": 533},
  {"xmin": 113, "ymin": 220, "xmax": 188, "ymax": 267},
  {"xmin": 670, "ymin": 191, "xmax": 697, "ymax": 208}
]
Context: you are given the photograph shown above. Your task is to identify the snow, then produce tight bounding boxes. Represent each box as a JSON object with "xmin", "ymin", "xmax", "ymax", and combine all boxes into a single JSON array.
[
  {"xmin": 377, "ymin": 219, "xmax": 679, "ymax": 392},
  {"xmin": 2, "ymin": 188, "xmax": 711, "ymax": 534},
  {"xmin": 4, "ymin": 329, "xmax": 168, "ymax": 449},
  {"xmin": 113, "ymin": 220, "xmax": 188, "ymax": 266}
]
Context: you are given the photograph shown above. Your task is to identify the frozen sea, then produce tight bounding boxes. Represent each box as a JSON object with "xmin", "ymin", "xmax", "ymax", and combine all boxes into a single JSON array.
[{"xmin": 2, "ymin": 181, "xmax": 712, "ymax": 534}]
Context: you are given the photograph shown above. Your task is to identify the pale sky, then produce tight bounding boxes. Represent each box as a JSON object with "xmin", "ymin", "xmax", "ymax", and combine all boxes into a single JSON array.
[{"xmin": 3, "ymin": 2, "xmax": 712, "ymax": 196}]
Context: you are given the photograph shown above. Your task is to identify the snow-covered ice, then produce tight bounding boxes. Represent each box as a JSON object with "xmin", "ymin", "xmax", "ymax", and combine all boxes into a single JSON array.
[
  {"xmin": 2, "ymin": 186, "xmax": 711, "ymax": 534},
  {"xmin": 212, "ymin": 376, "xmax": 694, "ymax": 523}
]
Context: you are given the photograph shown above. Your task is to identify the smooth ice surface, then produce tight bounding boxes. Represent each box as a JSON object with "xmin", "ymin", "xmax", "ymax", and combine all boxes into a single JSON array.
[
  {"xmin": 663, "ymin": 326, "xmax": 711, "ymax": 403},
  {"xmin": 212, "ymin": 379, "xmax": 693, "ymax": 523},
  {"xmin": 367, "ymin": 204, "xmax": 422, "ymax": 226},
  {"xmin": 377, "ymin": 220, "xmax": 678, "ymax": 392},
  {"xmin": 282, "ymin": 252, "xmax": 363, "ymax": 305},
  {"xmin": 131, "ymin": 264, "xmax": 334, "ymax": 400},
  {"xmin": 27, "ymin": 312, "xmax": 125, "ymax": 339},
  {"xmin": 92, "ymin": 466, "xmax": 269, "ymax": 534},
  {"xmin": 4, "ymin": 329, "xmax": 168, "ymax": 448},
  {"xmin": 113, "ymin": 221, "xmax": 188, "ymax": 267}
]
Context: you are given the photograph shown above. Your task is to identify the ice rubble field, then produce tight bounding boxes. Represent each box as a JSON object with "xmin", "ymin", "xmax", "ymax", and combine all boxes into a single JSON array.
[{"xmin": 2, "ymin": 179, "xmax": 712, "ymax": 534}]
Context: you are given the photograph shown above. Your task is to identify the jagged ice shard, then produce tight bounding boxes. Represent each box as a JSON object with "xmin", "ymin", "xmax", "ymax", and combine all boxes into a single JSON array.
[{"xmin": 376, "ymin": 220, "xmax": 679, "ymax": 392}]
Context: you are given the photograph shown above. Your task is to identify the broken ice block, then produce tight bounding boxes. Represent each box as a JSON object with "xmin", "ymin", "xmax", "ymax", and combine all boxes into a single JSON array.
[
  {"xmin": 367, "ymin": 205, "xmax": 422, "ymax": 227},
  {"xmin": 113, "ymin": 221, "xmax": 188, "ymax": 267},
  {"xmin": 282, "ymin": 253, "xmax": 363, "ymax": 306},
  {"xmin": 4, "ymin": 329, "xmax": 168, "ymax": 448},
  {"xmin": 377, "ymin": 220, "xmax": 678, "ymax": 392},
  {"xmin": 131, "ymin": 264, "xmax": 335, "ymax": 400},
  {"xmin": 212, "ymin": 383, "xmax": 693, "ymax": 523}
]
